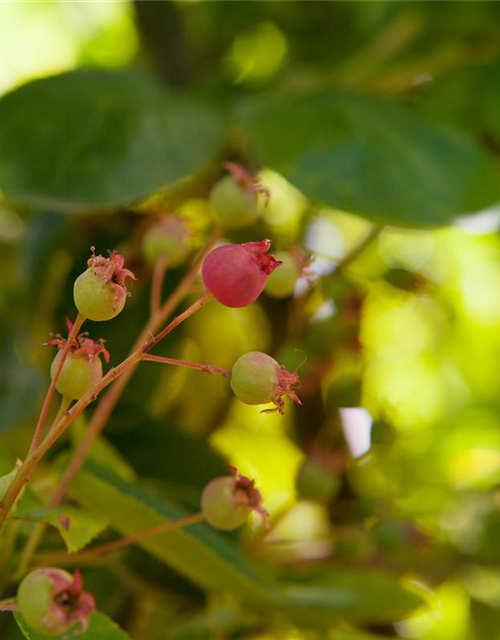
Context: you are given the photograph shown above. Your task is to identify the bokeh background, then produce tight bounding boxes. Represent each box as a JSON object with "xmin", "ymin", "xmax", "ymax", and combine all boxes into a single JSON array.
[{"xmin": 1, "ymin": 2, "xmax": 500, "ymax": 640}]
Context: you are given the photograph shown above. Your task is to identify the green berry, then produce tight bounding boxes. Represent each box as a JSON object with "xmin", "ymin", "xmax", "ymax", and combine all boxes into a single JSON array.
[
  {"xmin": 17, "ymin": 568, "xmax": 94, "ymax": 637},
  {"xmin": 18, "ymin": 569, "xmax": 62, "ymax": 636},
  {"xmin": 296, "ymin": 458, "xmax": 340, "ymax": 503},
  {"xmin": 50, "ymin": 351, "xmax": 103, "ymax": 400},
  {"xmin": 73, "ymin": 250, "xmax": 135, "ymax": 322},
  {"xmin": 73, "ymin": 269, "xmax": 125, "ymax": 322},
  {"xmin": 210, "ymin": 174, "xmax": 259, "ymax": 229},
  {"xmin": 230, "ymin": 352, "xmax": 278, "ymax": 405},
  {"xmin": 265, "ymin": 251, "xmax": 300, "ymax": 299},
  {"xmin": 142, "ymin": 218, "xmax": 189, "ymax": 266},
  {"xmin": 201, "ymin": 477, "xmax": 249, "ymax": 531},
  {"xmin": 230, "ymin": 351, "xmax": 301, "ymax": 414},
  {"xmin": 201, "ymin": 467, "xmax": 268, "ymax": 531}
]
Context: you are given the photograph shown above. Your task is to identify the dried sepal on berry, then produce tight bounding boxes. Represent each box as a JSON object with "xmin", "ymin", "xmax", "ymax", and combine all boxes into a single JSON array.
[
  {"xmin": 201, "ymin": 466, "xmax": 268, "ymax": 531},
  {"xmin": 46, "ymin": 319, "xmax": 109, "ymax": 400},
  {"xmin": 17, "ymin": 568, "xmax": 95, "ymax": 637},
  {"xmin": 202, "ymin": 240, "xmax": 282, "ymax": 308},
  {"xmin": 73, "ymin": 248, "xmax": 135, "ymax": 322}
]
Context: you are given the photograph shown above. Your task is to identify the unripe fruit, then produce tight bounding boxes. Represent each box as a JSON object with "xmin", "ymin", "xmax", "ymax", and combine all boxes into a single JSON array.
[
  {"xmin": 142, "ymin": 215, "xmax": 189, "ymax": 266},
  {"xmin": 201, "ymin": 467, "xmax": 267, "ymax": 531},
  {"xmin": 50, "ymin": 351, "xmax": 103, "ymax": 401},
  {"xmin": 201, "ymin": 477, "xmax": 249, "ymax": 530},
  {"xmin": 73, "ymin": 250, "xmax": 135, "ymax": 322},
  {"xmin": 230, "ymin": 351, "xmax": 301, "ymax": 414},
  {"xmin": 17, "ymin": 568, "xmax": 94, "ymax": 637},
  {"xmin": 202, "ymin": 240, "xmax": 281, "ymax": 308},
  {"xmin": 210, "ymin": 174, "xmax": 259, "ymax": 229},
  {"xmin": 265, "ymin": 251, "xmax": 300, "ymax": 299},
  {"xmin": 45, "ymin": 320, "xmax": 109, "ymax": 400},
  {"xmin": 296, "ymin": 458, "xmax": 340, "ymax": 503}
]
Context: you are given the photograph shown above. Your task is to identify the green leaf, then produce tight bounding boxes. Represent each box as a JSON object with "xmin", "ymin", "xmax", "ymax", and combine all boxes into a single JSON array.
[
  {"xmin": 237, "ymin": 90, "xmax": 500, "ymax": 228},
  {"xmin": 0, "ymin": 462, "xmax": 19, "ymax": 501},
  {"xmin": 0, "ymin": 69, "xmax": 224, "ymax": 212},
  {"xmin": 14, "ymin": 611, "xmax": 131, "ymax": 640},
  {"xmin": 70, "ymin": 461, "xmax": 279, "ymax": 604},
  {"xmin": 69, "ymin": 418, "xmax": 136, "ymax": 482},
  {"xmin": 15, "ymin": 506, "xmax": 108, "ymax": 553},
  {"xmin": 279, "ymin": 570, "xmax": 422, "ymax": 624}
]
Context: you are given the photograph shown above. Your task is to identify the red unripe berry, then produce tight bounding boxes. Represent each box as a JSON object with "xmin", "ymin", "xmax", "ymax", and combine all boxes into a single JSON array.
[{"xmin": 202, "ymin": 240, "xmax": 281, "ymax": 308}]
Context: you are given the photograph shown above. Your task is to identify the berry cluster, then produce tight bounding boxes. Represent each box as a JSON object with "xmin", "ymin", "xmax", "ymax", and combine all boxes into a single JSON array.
[{"xmin": 6, "ymin": 164, "xmax": 311, "ymax": 638}]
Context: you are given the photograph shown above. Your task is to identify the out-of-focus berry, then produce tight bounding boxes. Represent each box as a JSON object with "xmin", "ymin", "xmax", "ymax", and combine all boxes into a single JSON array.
[{"xmin": 201, "ymin": 466, "xmax": 268, "ymax": 530}]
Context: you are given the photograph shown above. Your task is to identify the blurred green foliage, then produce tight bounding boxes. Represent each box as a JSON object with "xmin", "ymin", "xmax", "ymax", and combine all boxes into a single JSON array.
[{"xmin": 1, "ymin": 2, "xmax": 500, "ymax": 640}]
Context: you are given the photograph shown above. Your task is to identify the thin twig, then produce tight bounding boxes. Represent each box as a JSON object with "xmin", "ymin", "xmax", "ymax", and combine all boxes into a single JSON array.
[
  {"xmin": 144, "ymin": 354, "xmax": 230, "ymax": 377},
  {"xmin": 150, "ymin": 254, "xmax": 168, "ymax": 318},
  {"xmin": 29, "ymin": 314, "xmax": 84, "ymax": 453},
  {"xmin": 49, "ymin": 235, "xmax": 218, "ymax": 509},
  {"xmin": 0, "ymin": 601, "xmax": 19, "ymax": 612},
  {"xmin": 14, "ymin": 398, "xmax": 72, "ymax": 578},
  {"xmin": 0, "ymin": 292, "xmax": 213, "ymax": 531},
  {"xmin": 39, "ymin": 513, "xmax": 205, "ymax": 565}
]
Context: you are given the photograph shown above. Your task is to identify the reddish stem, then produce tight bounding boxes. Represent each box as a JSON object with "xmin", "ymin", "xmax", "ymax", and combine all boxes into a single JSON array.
[
  {"xmin": 39, "ymin": 513, "xmax": 205, "ymax": 565},
  {"xmin": 145, "ymin": 290, "xmax": 212, "ymax": 348},
  {"xmin": 150, "ymin": 254, "xmax": 168, "ymax": 318},
  {"xmin": 0, "ymin": 602, "xmax": 19, "ymax": 612},
  {"xmin": 49, "ymin": 236, "xmax": 218, "ymax": 509},
  {"xmin": 144, "ymin": 354, "xmax": 230, "ymax": 377},
  {"xmin": 0, "ymin": 292, "xmax": 213, "ymax": 531},
  {"xmin": 29, "ymin": 314, "xmax": 84, "ymax": 453}
]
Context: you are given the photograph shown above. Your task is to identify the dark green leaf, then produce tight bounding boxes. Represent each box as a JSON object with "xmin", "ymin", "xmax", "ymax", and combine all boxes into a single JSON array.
[
  {"xmin": 0, "ymin": 69, "xmax": 224, "ymax": 212},
  {"xmin": 237, "ymin": 90, "xmax": 500, "ymax": 227}
]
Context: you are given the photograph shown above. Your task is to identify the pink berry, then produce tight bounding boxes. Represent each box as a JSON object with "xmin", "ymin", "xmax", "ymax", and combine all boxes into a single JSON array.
[
  {"xmin": 201, "ymin": 466, "xmax": 268, "ymax": 531},
  {"xmin": 202, "ymin": 240, "xmax": 281, "ymax": 308},
  {"xmin": 17, "ymin": 568, "xmax": 95, "ymax": 637}
]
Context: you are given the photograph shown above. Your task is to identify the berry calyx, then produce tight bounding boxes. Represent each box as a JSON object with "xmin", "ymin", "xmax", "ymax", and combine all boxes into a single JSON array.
[
  {"xmin": 210, "ymin": 162, "xmax": 266, "ymax": 229},
  {"xmin": 201, "ymin": 466, "xmax": 268, "ymax": 531},
  {"xmin": 17, "ymin": 568, "xmax": 95, "ymax": 637},
  {"xmin": 73, "ymin": 249, "xmax": 135, "ymax": 322},
  {"xmin": 46, "ymin": 319, "xmax": 109, "ymax": 400},
  {"xmin": 265, "ymin": 250, "xmax": 302, "ymax": 299},
  {"xmin": 142, "ymin": 215, "xmax": 190, "ymax": 266},
  {"xmin": 230, "ymin": 351, "xmax": 301, "ymax": 414},
  {"xmin": 202, "ymin": 240, "xmax": 282, "ymax": 308}
]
